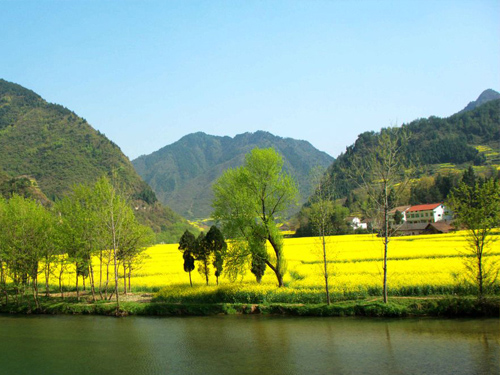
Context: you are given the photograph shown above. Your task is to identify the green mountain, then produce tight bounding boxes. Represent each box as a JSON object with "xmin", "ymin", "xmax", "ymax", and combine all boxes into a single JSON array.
[
  {"xmin": 0, "ymin": 79, "xmax": 194, "ymax": 242},
  {"xmin": 132, "ymin": 131, "xmax": 334, "ymax": 219},
  {"xmin": 317, "ymin": 94, "xmax": 500, "ymax": 207}
]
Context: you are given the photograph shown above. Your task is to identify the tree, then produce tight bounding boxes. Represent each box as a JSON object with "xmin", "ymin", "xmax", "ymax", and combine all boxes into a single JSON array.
[
  {"xmin": 347, "ymin": 127, "xmax": 412, "ymax": 303},
  {"xmin": 178, "ymin": 230, "xmax": 196, "ymax": 287},
  {"xmin": 393, "ymin": 210, "xmax": 403, "ymax": 226},
  {"xmin": 117, "ymin": 219, "xmax": 154, "ymax": 293},
  {"xmin": 308, "ymin": 167, "xmax": 335, "ymax": 305},
  {"xmin": 0, "ymin": 198, "xmax": 6, "ymax": 304},
  {"xmin": 448, "ymin": 177, "xmax": 500, "ymax": 298},
  {"xmin": 94, "ymin": 176, "xmax": 134, "ymax": 312},
  {"xmin": 203, "ymin": 226, "xmax": 227, "ymax": 286},
  {"xmin": 212, "ymin": 148, "xmax": 298, "ymax": 287},
  {"xmin": 55, "ymin": 184, "xmax": 99, "ymax": 302},
  {"xmin": 194, "ymin": 232, "xmax": 211, "ymax": 285},
  {"xmin": 1, "ymin": 194, "xmax": 52, "ymax": 309}
]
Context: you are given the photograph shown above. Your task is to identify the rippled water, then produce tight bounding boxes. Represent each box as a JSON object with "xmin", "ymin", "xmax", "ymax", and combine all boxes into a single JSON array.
[{"xmin": 0, "ymin": 314, "xmax": 498, "ymax": 375}]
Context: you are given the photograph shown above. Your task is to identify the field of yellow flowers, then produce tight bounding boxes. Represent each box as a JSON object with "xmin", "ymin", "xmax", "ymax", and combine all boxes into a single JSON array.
[
  {"xmin": 47, "ymin": 230, "xmax": 499, "ymax": 302},
  {"xmin": 141, "ymin": 231, "xmax": 500, "ymax": 299}
]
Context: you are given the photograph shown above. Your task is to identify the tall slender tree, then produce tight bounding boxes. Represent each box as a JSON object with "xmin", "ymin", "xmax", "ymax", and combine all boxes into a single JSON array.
[
  {"xmin": 308, "ymin": 167, "xmax": 335, "ymax": 305},
  {"xmin": 179, "ymin": 230, "xmax": 196, "ymax": 287},
  {"xmin": 347, "ymin": 128, "xmax": 412, "ymax": 303},
  {"xmin": 203, "ymin": 226, "xmax": 227, "ymax": 286}
]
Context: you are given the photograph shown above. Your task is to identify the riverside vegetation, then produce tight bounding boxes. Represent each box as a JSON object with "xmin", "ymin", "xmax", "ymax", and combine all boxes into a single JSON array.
[{"xmin": 1, "ymin": 231, "xmax": 499, "ymax": 317}]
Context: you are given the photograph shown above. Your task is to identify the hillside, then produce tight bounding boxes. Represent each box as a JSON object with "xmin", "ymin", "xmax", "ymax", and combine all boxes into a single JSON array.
[
  {"xmin": 0, "ymin": 79, "xmax": 194, "ymax": 242},
  {"xmin": 133, "ymin": 131, "xmax": 334, "ymax": 219},
  {"xmin": 316, "ymin": 93, "xmax": 500, "ymax": 208}
]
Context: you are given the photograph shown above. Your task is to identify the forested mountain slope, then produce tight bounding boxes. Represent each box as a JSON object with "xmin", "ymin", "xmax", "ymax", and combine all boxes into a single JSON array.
[
  {"xmin": 133, "ymin": 131, "xmax": 334, "ymax": 219},
  {"xmin": 0, "ymin": 79, "xmax": 194, "ymax": 242},
  {"xmin": 320, "ymin": 93, "xmax": 500, "ymax": 204}
]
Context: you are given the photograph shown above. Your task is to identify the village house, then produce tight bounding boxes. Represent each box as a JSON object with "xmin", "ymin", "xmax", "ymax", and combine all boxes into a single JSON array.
[
  {"xmin": 388, "ymin": 203, "xmax": 454, "ymax": 236},
  {"xmin": 405, "ymin": 203, "xmax": 452, "ymax": 224},
  {"xmin": 346, "ymin": 216, "xmax": 368, "ymax": 230}
]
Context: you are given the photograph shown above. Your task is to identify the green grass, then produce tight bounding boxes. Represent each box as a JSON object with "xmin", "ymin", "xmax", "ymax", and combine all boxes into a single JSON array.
[{"xmin": 1, "ymin": 295, "xmax": 498, "ymax": 318}]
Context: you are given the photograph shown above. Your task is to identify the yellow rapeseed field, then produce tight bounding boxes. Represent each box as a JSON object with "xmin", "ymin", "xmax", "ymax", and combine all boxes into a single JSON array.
[{"xmin": 45, "ymin": 230, "xmax": 500, "ymax": 297}]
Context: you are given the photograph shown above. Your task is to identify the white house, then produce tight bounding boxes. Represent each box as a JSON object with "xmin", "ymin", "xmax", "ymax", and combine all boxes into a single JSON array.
[
  {"xmin": 405, "ymin": 203, "xmax": 452, "ymax": 224},
  {"xmin": 346, "ymin": 216, "xmax": 368, "ymax": 230}
]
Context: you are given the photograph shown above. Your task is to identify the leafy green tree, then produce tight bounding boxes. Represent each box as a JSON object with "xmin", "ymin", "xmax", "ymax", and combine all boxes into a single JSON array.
[
  {"xmin": 448, "ymin": 178, "xmax": 500, "ymax": 298},
  {"xmin": 0, "ymin": 197, "xmax": 7, "ymax": 303},
  {"xmin": 178, "ymin": 230, "xmax": 196, "ymax": 286},
  {"xmin": 192, "ymin": 232, "xmax": 211, "ymax": 285},
  {"xmin": 117, "ymin": 219, "xmax": 154, "ymax": 293},
  {"xmin": 213, "ymin": 148, "xmax": 298, "ymax": 287},
  {"xmin": 55, "ymin": 184, "xmax": 99, "ymax": 301},
  {"xmin": 461, "ymin": 165, "xmax": 477, "ymax": 188},
  {"xmin": 250, "ymin": 251, "xmax": 267, "ymax": 283},
  {"xmin": 203, "ymin": 226, "xmax": 227, "ymax": 285},
  {"xmin": 1, "ymin": 195, "xmax": 52, "ymax": 309},
  {"xmin": 393, "ymin": 210, "xmax": 403, "ymax": 226},
  {"xmin": 94, "ymin": 176, "xmax": 135, "ymax": 312}
]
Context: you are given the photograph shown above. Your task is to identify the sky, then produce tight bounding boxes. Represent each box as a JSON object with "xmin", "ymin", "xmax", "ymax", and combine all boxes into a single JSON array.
[{"xmin": 1, "ymin": 0, "xmax": 499, "ymax": 160}]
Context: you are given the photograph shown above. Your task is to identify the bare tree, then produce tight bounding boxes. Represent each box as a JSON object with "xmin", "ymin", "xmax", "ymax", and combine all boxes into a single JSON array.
[
  {"xmin": 346, "ymin": 128, "xmax": 412, "ymax": 303},
  {"xmin": 308, "ymin": 167, "xmax": 336, "ymax": 305}
]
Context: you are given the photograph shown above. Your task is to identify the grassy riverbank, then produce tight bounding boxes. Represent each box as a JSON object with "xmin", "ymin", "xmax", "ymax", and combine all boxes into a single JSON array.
[{"xmin": 1, "ymin": 295, "xmax": 498, "ymax": 318}]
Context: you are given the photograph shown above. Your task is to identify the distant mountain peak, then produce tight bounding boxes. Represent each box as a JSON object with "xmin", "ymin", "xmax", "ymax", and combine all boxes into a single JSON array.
[
  {"xmin": 459, "ymin": 88, "xmax": 500, "ymax": 113},
  {"xmin": 132, "ymin": 131, "xmax": 334, "ymax": 219}
]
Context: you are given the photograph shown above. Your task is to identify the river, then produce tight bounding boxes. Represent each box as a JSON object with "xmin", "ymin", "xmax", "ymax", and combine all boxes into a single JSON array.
[{"xmin": 0, "ymin": 315, "xmax": 498, "ymax": 375}]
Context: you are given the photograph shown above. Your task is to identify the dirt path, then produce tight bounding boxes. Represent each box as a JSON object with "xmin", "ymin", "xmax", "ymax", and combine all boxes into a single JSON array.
[{"xmin": 49, "ymin": 291, "xmax": 154, "ymax": 303}]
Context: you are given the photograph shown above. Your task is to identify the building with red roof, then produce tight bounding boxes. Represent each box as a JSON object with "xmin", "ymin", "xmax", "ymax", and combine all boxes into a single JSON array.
[{"xmin": 406, "ymin": 203, "xmax": 452, "ymax": 224}]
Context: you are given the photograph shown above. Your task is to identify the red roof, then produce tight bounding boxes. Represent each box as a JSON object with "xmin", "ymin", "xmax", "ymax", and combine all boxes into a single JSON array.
[{"xmin": 409, "ymin": 203, "xmax": 442, "ymax": 212}]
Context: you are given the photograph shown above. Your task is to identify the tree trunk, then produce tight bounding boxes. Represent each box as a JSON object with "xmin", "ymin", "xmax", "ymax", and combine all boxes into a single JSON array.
[
  {"xmin": 123, "ymin": 263, "xmax": 127, "ymax": 294},
  {"xmin": 44, "ymin": 262, "xmax": 51, "ymax": 297},
  {"xmin": 89, "ymin": 264, "xmax": 96, "ymax": 302},
  {"xmin": 478, "ymin": 253, "xmax": 483, "ymax": 298},
  {"xmin": 113, "ymin": 248, "xmax": 120, "ymax": 311},
  {"xmin": 383, "ymin": 190, "xmax": 389, "ymax": 304},
  {"xmin": 128, "ymin": 263, "xmax": 132, "ymax": 292},
  {"xmin": 267, "ymin": 235, "xmax": 284, "ymax": 287},
  {"xmin": 105, "ymin": 251, "xmax": 112, "ymax": 299},
  {"xmin": 204, "ymin": 258, "xmax": 209, "ymax": 286},
  {"xmin": 99, "ymin": 250, "xmax": 103, "ymax": 300},
  {"xmin": 111, "ymin": 212, "xmax": 120, "ymax": 313},
  {"xmin": 189, "ymin": 271, "xmax": 193, "ymax": 287},
  {"xmin": 76, "ymin": 272, "xmax": 80, "ymax": 302},
  {"xmin": 59, "ymin": 259, "xmax": 64, "ymax": 299},
  {"xmin": 32, "ymin": 270, "xmax": 40, "ymax": 310},
  {"xmin": 322, "ymin": 232, "xmax": 330, "ymax": 305},
  {"xmin": 265, "ymin": 259, "xmax": 284, "ymax": 287}
]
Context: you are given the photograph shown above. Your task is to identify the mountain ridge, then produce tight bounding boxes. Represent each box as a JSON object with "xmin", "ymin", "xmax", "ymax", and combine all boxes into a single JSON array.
[
  {"xmin": 0, "ymin": 78, "xmax": 195, "ymax": 242},
  {"xmin": 459, "ymin": 88, "xmax": 500, "ymax": 113},
  {"xmin": 133, "ymin": 131, "xmax": 334, "ymax": 219}
]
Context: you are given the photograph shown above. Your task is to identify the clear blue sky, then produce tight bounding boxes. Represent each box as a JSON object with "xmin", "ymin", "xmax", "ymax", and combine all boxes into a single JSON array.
[{"xmin": 1, "ymin": 0, "xmax": 499, "ymax": 159}]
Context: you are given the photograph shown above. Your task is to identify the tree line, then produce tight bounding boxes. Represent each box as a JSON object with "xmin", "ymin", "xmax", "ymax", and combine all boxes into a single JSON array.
[{"xmin": 0, "ymin": 176, "xmax": 153, "ymax": 311}]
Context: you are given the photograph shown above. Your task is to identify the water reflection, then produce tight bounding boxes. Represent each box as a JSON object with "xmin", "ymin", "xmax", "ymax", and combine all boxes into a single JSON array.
[{"xmin": 0, "ymin": 315, "xmax": 498, "ymax": 375}]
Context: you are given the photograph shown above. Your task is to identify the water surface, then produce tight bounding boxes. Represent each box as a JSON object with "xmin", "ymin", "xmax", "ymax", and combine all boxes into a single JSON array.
[{"xmin": 0, "ymin": 315, "xmax": 498, "ymax": 375}]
